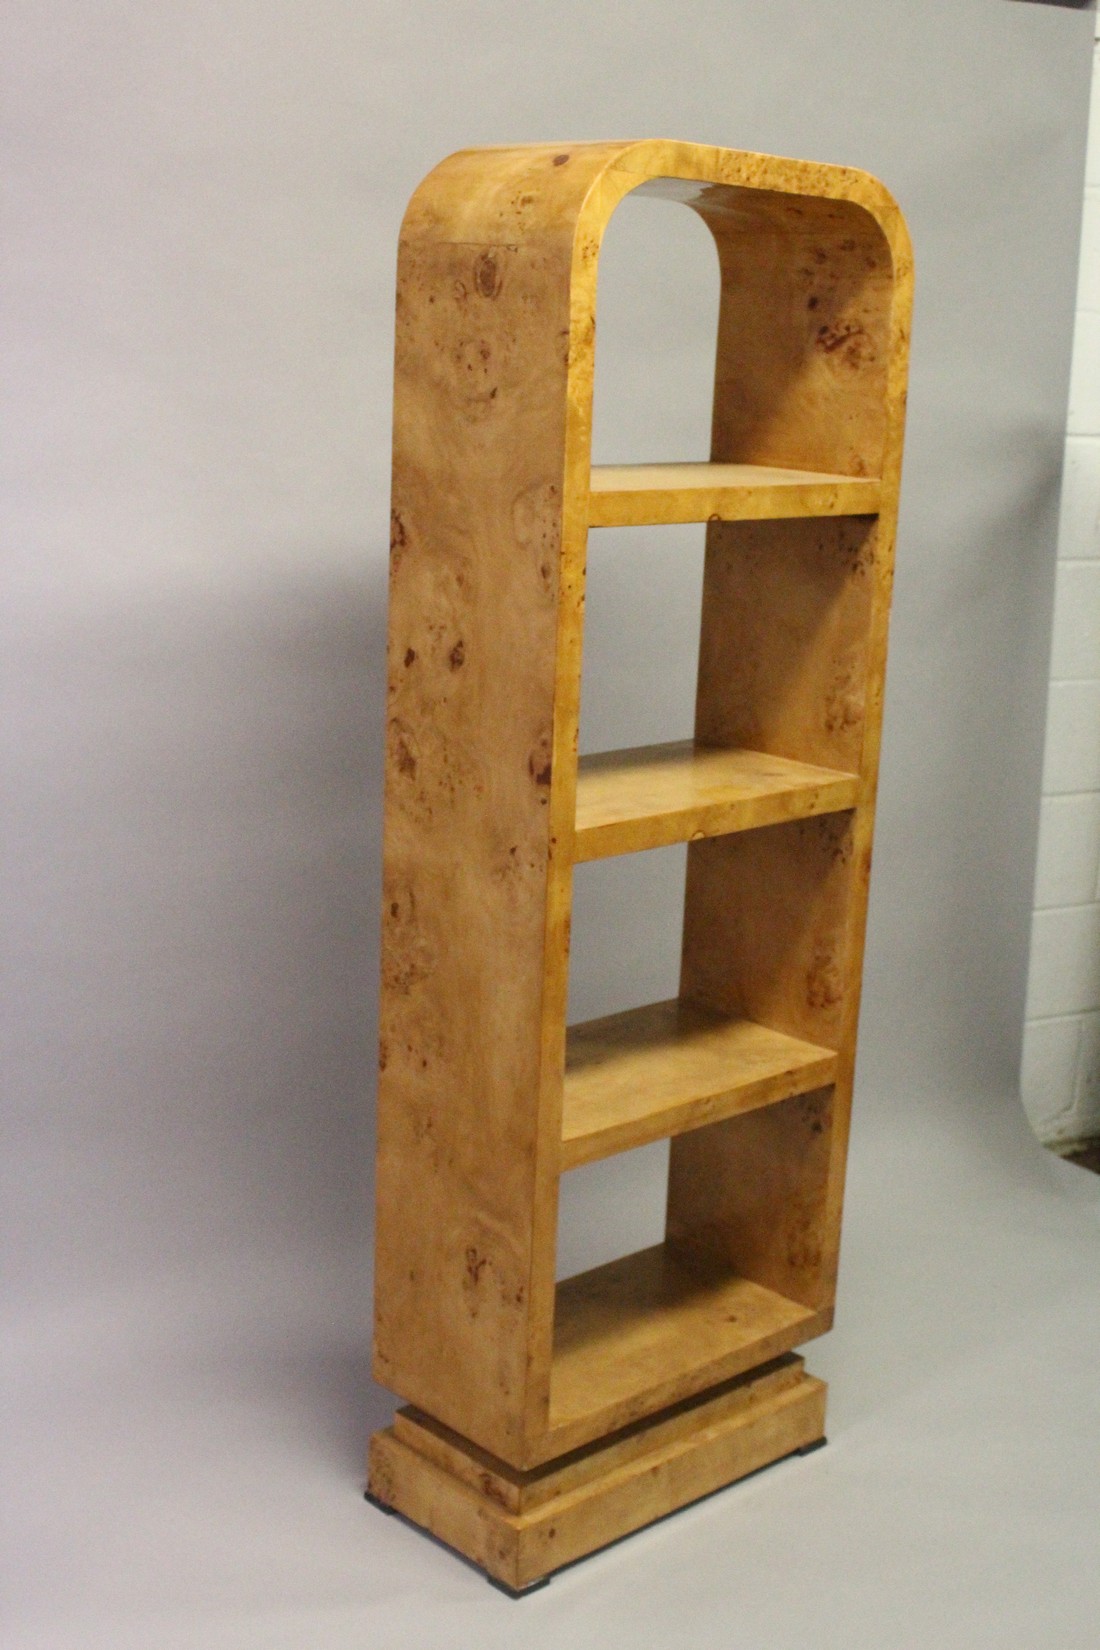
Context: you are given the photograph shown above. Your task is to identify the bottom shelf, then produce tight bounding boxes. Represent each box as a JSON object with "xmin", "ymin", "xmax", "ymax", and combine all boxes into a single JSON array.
[{"xmin": 549, "ymin": 1242, "xmax": 818, "ymax": 1439}]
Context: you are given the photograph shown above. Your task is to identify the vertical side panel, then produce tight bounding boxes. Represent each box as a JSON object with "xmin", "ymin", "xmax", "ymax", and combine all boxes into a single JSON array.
[
  {"xmin": 694, "ymin": 515, "xmax": 878, "ymax": 773},
  {"xmin": 679, "ymin": 812, "xmax": 857, "ymax": 1051},
  {"xmin": 666, "ymin": 1089, "xmax": 837, "ymax": 1311},
  {"xmin": 374, "ymin": 232, "xmax": 572, "ymax": 1463},
  {"xmin": 672, "ymin": 188, "xmax": 908, "ymax": 1330},
  {"xmin": 673, "ymin": 815, "xmax": 854, "ymax": 1335},
  {"xmin": 700, "ymin": 193, "xmax": 893, "ymax": 477}
]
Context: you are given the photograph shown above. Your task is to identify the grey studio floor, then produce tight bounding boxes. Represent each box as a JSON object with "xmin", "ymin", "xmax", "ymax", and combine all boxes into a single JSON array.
[
  {"xmin": 6, "ymin": 2, "xmax": 1100, "ymax": 1646},
  {"xmin": 6, "ymin": 1074, "xmax": 1099, "ymax": 1648}
]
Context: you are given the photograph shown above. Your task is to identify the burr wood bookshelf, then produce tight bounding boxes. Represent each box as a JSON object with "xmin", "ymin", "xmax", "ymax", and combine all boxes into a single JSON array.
[{"xmin": 367, "ymin": 139, "xmax": 912, "ymax": 1593}]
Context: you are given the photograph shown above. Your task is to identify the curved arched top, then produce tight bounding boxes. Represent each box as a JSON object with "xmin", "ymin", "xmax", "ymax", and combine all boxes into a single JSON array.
[
  {"xmin": 399, "ymin": 143, "xmax": 912, "ymax": 492},
  {"xmin": 399, "ymin": 139, "xmax": 911, "ymax": 280}
]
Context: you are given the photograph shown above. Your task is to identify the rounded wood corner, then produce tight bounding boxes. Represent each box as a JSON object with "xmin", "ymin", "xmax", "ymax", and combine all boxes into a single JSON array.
[{"xmin": 398, "ymin": 139, "xmax": 906, "ymax": 263}]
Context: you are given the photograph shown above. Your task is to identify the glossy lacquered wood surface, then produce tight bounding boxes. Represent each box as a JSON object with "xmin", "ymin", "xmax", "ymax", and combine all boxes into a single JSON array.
[
  {"xmin": 549, "ymin": 1243, "xmax": 820, "ymax": 1444},
  {"xmin": 368, "ymin": 1356, "xmax": 826, "ymax": 1590},
  {"xmin": 372, "ymin": 138, "xmax": 912, "ymax": 1496},
  {"xmin": 574, "ymin": 740, "xmax": 858, "ymax": 861},
  {"xmin": 588, "ymin": 461, "xmax": 882, "ymax": 525},
  {"xmin": 562, "ymin": 998, "xmax": 837, "ymax": 1167}
]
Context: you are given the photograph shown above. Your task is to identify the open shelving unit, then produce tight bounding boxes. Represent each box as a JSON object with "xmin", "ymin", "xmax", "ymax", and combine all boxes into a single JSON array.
[{"xmin": 369, "ymin": 139, "xmax": 912, "ymax": 1593}]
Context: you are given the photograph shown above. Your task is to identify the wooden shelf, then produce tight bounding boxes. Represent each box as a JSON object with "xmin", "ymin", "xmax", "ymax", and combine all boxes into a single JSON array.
[
  {"xmin": 561, "ymin": 999, "xmax": 837, "ymax": 1169},
  {"xmin": 550, "ymin": 1243, "xmax": 817, "ymax": 1434},
  {"xmin": 574, "ymin": 740, "xmax": 859, "ymax": 862},
  {"xmin": 588, "ymin": 462, "xmax": 882, "ymax": 527}
]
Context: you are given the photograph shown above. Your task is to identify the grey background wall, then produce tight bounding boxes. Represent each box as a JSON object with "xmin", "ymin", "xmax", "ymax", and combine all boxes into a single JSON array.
[{"xmin": 4, "ymin": 4, "xmax": 1099, "ymax": 1646}]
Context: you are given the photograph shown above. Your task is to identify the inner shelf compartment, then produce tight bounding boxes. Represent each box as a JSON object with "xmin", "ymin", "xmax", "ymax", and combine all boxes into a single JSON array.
[
  {"xmin": 549, "ymin": 1242, "xmax": 818, "ymax": 1434},
  {"xmin": 574, "ymin": 739, "xmax": 859, "ymax": 861},
  {"xmin": 561, "ymin": 997, "xmax": 837, "ymax": 1168},
  {"xmin": 588, "ymin": 462, "xmax": 882, "ymax": 527}
]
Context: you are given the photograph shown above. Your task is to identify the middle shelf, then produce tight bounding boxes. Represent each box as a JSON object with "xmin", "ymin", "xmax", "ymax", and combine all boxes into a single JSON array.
[
  {"xmin": 574, "ymin": 739, "xmax": 859, "ymax": 861},
  {"xmin": 588, "ymin": 461, "xmax": 882, "ymax": 526},
  {"xmin": 562, "ymin": 998, "xmax": 837, "ymax": 1168}
]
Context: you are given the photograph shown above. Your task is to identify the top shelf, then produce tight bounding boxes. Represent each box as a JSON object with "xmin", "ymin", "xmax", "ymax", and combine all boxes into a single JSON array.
[{"xmin": 588, "ymin": 462, "xmax": 882, "ymax": 527}]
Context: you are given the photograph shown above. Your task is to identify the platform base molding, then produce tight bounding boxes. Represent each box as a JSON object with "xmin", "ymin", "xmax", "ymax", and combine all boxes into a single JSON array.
[{"xmin": 367, "ymin": 1353, "xmax": 826, "ymax": 1593}]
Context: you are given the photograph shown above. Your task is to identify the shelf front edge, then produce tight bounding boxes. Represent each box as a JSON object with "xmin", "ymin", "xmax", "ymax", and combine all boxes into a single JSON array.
[
  {"xmin": 561, "ymin": 1001, "xmax": 839, "ymax": 1169},
  {"xmin": 588, "ymin": 465, "xmax": 883, "ymax": 527},
  {"xmin": 574, "ymin": 741, "xmax": 860, "ymax": 862}
]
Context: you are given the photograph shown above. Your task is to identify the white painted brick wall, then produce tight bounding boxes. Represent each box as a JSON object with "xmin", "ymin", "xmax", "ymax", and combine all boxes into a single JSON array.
[{"xmin": 1021, "ymin": 32, "xmax": 1100, "ymax": 1147}]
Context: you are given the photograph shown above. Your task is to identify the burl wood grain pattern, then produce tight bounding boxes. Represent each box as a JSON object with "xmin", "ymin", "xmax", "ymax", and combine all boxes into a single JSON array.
[
  {"xmin": 376, "ymin": 214, "xmax": 573, "ymax": 1460},
  {"xmin": 588, "ymin": 462, "xmax": 882, "ymax": 525},
  {"xmin": 373, "ymin": 137, "xmax": 911, "ymax": 1521},
  {"xmin": 392, "ymin": 1352, "xmax": 809, "ymax": 1515},
  {"xmin": 575, "ymin": 741, "xmax": 859, "ymax": 861},
  {"xmin": 667, "ymin": 1088, "xmax": 837, "ymax": 1311},
  {"xmin": 548, "ymin": 1244, "xmax": 823, "ymax": 1446},
  {"xmin": 369, "ymin": 1356, "xmax": 826, "ymax": 1592},
  {"xmin": 562, "ymin": 999, "xmax": 837, "ymax": 1168}
]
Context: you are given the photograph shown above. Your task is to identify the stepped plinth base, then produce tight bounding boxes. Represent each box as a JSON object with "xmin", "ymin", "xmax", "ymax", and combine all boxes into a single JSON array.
[{"xmin": 367, "ymin": 1354, "xmax": 826, "ymax": 1593}]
